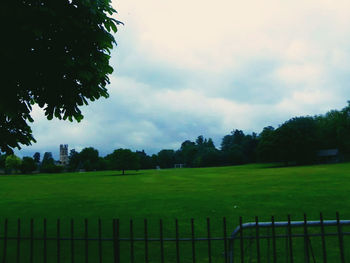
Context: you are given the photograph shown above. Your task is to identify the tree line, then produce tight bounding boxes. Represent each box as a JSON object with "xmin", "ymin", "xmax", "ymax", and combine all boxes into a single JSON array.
[{"xmin": 1, "ymin": 102, "xmax": 349, "ymax": 174}]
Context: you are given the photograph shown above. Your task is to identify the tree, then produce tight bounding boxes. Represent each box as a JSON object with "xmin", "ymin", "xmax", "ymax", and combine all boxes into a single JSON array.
[
  {"xmin": 1, "ymin": 1, "xmax": 122, "ymax": 154},
  {"xmin": 21, "ymin": 157, "xmax": 37, "ymax": 174},
  {"xmin": 68, "ymin": 149, "xmax": 81, "ymax": 171},
  {"xmin": 157, "ymin": 150, "xmax": 176, "ymax": 168},
  {"xmin": 79, "ymin": 147, "xmax": 99, "ymax": 171},
  {"xmin": 42, "ymin": 152, "xmax": 54, "ymax": 166},
  {"xmin": 5, "ymin": 155, "xmax": 22, "ymax": 173},
  {"xmin": 256, "ymin": 126, "xmax": 277, "ymax": 162},
  {"xmin": 40, "ymin": 152, "xmax": 63, "ymax": 173},
  {"xmin": 275, "ymin": 117, "xmax": 319, "ymax": 165},
  {"xmin": 33, "ymin": 152, "xmax": 41, "ymax": 163},
  {"xmin": 0, "ymin": 154, "xmax": 6, "ymax": 169},
  {"xmin": 106, "ymin": 149, "xmax": 140, "ymax": 175}
]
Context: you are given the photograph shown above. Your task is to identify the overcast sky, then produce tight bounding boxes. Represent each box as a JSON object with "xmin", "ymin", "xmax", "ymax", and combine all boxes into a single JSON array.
[{"xmin": 16, "ymin": 0, "xmax": 350, "ymax": 159}]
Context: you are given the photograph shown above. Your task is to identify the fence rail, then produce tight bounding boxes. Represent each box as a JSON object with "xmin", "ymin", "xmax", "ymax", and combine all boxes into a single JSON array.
[{"xmin": 0, "ymin": 212, "xmax": 349, "ymax": 262}]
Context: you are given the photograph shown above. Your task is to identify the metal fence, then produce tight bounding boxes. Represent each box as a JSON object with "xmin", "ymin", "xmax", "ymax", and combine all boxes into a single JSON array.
[{"xmin": 0, "ymin": 212, "xmax": 349, "ymax": 262}]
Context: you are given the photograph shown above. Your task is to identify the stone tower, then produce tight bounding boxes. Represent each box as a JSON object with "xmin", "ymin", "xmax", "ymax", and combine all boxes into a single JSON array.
[{"xmin": 59, "ymin": 144, "xmax": 69, "ymax": 165}]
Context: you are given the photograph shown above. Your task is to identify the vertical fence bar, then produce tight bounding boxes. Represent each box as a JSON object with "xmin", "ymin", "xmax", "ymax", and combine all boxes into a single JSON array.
[
  {"xmin": 336, "ymin": 212, "xmax": 345, "ymax": 263},
  {"xmin": 159, "ymin": 219, "xmax": 164, "ymax": 263},
  {"xmin": 113, "ymin": 219, "xmax": 120, "ymax": 263},
  {"xmin": 57, "ymin": 219, "xmax": 61, "ymax": 263},
  {"xmin": 223, "ymin": 217, "xmax": 227, "ymax": 263},
  {"xmin": 144, "ymin": 219, "xmax": 149, "ymax": 263},
  {"xmin": 43, "ymin": 219, "xmax": 47, "ymax": 263},
  {"xmin": 271, "ymin": 216, "xmax": 276, "ymax": 263},
  {"xmin": 17, "ymin": 219, "xmax": 21, "ymax": 263},
  {"xmin": 85, "ymin": 219, "xmax": 88, "ymax": 263},
  {"xmin": 2, "ymin": 218, "xmax": 8, "ymax": 263},
  {"xmin": 320, "ymin": 213, "xmax": 327, "ymax": 263},
  {"xmin": 239, "ymin": 216, "xmax": 244, "ymax": 263},
  {"xmin": 71, "ymin": 219, "xmax": 74, "ymax": 263},
  {"xmin": 207, "ymin": 218, "xmax": 211, "ymax": 263},
  {"xmin": 287, "ymin": 215, "xmax": 293, "ymax": 263},
  {"xmin": 30, "ymin": 219, "xmax": 34, "ymax": 263},
  {"xmin": 255, "ymin": 217, "xmax": 260, "ymax": 263},
  {"xmin": 160, "ymin": 219, "xmax": 164, "ymax": 263},
  {"xmin": 303, "ymin": 214, "xmax": 310, "ymax": 263},
  {"xmin": 176, "ymin": 219, "xmax": 180, "ymax": 263},
  {"xmin": 98, "ymin": 219, "xmax": 102, "ymax": 263},
  {"xmin": 130, "ymin": 220, "xmax": 134, "ymax": 263},
  {"xmin": 191, "ymin": 218, "xmax": 196, "ymax": 263}
]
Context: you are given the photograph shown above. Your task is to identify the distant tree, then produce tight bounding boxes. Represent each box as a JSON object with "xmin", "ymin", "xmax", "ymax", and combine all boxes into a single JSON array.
[
  {"xmin": 68, "ymin": 149, "xmax": 81, "ymax": 171},
  {"xmin": 256, "ymin": 126, "xmax": 277, "ymax": 162},
  {"xmin": 107, "ymin": 149, "xmax": 140, "ymax": 175},
  {"xmin": 221, "ymin": 130, "xmax": 258, "ymax": 165},
  {"xmin": 41, "ymin": 152, "xmax": 62, "ymax": 173},
  {"xmin": 79, "ymin": 147, "xmax": 99, "ymax": 171},
  {"xmin": 1, "ymin": 1, "xmax": 122, "ymax": 154},
  {"xmin": 179, "ymin": 140, "xmax": 197, "ymax": 167},
  {"xmin": 21, "ymin": 157, "xmax": 37, "ymax": 174},
  {"xmin": 195, "ymin": 148, "xmax": 222, "ymax": 167},
  {"xmin": 151, "ymin": 154, "xmax": 158, "ymax": 168},
  {"xmin": 275, "ymin": 117, "xmax": 319, "ymax": 165},
  {"xmin": 158, "ymin": 149, "xmax": 176, "ymax": 168},
  {"xmin": 33, "ymin": 152, "xmax": 41, "ymax": 163},
  {"xmin": 0, "ymin": 154, "xmax": 6, "ymax": 169},
  {"xmin": 136, "ymin": 150, "xmax": 154, "ymax": 169},
  {"xmin": 42, "ymin": 152, "xmax": 54, "ymax": 166},
  {"xmin": 5, "ymin": 155, "xmax": 22, "ymax": 173}
]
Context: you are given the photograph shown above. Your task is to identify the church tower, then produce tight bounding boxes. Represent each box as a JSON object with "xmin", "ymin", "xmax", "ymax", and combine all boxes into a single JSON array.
[{"xmin": 59, "ymin": 144, "xmax": 69, "ymax": 165}]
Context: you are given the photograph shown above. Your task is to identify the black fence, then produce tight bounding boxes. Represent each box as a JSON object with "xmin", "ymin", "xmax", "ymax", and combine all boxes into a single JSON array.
[{"xmin": 0, "ymin": 212, "xmax": 349, "ymax": 262}]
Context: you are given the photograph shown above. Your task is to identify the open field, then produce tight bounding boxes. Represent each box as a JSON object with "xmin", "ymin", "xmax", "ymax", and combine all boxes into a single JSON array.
[{"xmin": 0, "ymin": 163, "xmax": 349, "ymax": 262}]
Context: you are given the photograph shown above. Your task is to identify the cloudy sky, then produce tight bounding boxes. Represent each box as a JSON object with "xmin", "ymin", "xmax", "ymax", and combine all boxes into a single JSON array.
[{"xmin": 17, "ymin": 0, "xmax": 350, "ymax": 158}]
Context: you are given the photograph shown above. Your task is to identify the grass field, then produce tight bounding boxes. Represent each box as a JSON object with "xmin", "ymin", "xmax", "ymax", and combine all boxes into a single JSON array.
[{"xmin": 0, "ymin": 162, "xmax": 349, "ymax": 262}]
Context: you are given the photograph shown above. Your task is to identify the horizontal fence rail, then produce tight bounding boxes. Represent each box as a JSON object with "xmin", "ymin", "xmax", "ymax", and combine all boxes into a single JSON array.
[{"xmin": 0, "ymin": 212, "xmax": 348, "ymax": 262}]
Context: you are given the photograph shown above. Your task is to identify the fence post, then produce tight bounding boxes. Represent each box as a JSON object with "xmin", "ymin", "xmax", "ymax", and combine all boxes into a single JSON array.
[
  {"xmin": 57, "ymin": 219, "xmax": 61, "ymax": 263},
  {"xmin": 176, "ymin": 219, "xmax": 180, "ymax": 263},
  {"xmin": 98, "ymin": 219, "xmax": 102, "ymax": 263},
  {"xmin": 191, "ymin": 218, "xmax": 196, "ymax": 263},
  {"xmin": 336, "ymin": 212, "xmax": 345, "ymax": 263},
  {"xmin": 144, "ymin": 219, "xmax": 149, "ymax": 263},
  {"xmin": 239, "ymin": 217, "xmax": 244, "ymax": 263},
  {"xmin": 17, "ymin": 219, "xmax": 21, "ymax": 263},
  {"xmin": 271, "ymin": 216, "xmax": 276, "ymax": 263},
  {"xmin": 130, "ymin": 219, "xmax": 134, "ymax": 263},
  {"xmin": 43, "ymin": 219, "xmax": 46, "ymax": 263},
  {"xmin": 303, "ymin": 214, "xmax": 310, "ymax": 263},
  {"xmin": 113, "ymin": 219, "xmax": 120, "ymax": 263},
  {"xmin": 85, "ymin": 219, "xmax": 88, "ymax": 263},
  {"xmin": 320, "ymin": 213, "xmax": 327, "ymax": 263},
  {"xmin": 287, "ymin": 215, "xmax": 293, "ymax": 263},
  {"xmin": 223, "ymin": 217, "xmax": 227, "ymax": 263},
  {"xmin": 71, "ymin": 219, "xmax": 75, "ymax": 263},
  {"xmin": 2, "ymin": 218, "xmax": 8, "ymax": 263},
  {"xmin": 207, "ymin": 218, "xmax": 211, "ymax": 263},
  {"xmin": 30, "ymin": 219, "xmax": 34, "ymax": 263},
  {"xmin": 160, "ymin": 219, "xmax": 164, "ymax": 263},
  {"xmin": 255, "ymin": 216, "xmax": 260, "ymax": 263}
]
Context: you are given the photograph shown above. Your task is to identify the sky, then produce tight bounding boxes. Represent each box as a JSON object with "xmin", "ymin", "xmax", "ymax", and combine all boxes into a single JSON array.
[{"xmin": 16, "ymin": 0, "xmax": 350, "ymax": 159}]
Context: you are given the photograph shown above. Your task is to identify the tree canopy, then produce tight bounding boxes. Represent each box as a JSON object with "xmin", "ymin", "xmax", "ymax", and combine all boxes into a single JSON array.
[{"xmin": 0, "ymin": 0, "xmax": 122, "ymax": 154}]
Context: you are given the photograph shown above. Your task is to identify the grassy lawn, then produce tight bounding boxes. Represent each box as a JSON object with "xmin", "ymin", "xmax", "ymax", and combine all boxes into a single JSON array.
[{"xmin": 0, "ymin": 162, "xmax": 349, "ymax": 262}]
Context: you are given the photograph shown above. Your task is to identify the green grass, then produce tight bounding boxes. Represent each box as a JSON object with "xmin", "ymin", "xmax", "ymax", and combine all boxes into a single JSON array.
[{"xmin": 0, "ymin": 162, "xmax": 349, "ymax": 262}]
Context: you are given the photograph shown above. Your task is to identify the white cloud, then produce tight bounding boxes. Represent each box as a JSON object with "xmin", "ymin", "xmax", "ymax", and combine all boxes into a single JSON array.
[{"xmin": 14, "ymin": 0, "xmax": 350, "ymax": 157}]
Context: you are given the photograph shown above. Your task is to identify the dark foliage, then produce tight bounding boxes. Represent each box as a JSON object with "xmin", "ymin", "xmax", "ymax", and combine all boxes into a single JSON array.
[
  {"xmin": 0, "ymin": 0, "xmax": 121, "ymax": 154},
  {"xmin": 20, "ymin": 157, "xmax": 37, "ymax": 174}
]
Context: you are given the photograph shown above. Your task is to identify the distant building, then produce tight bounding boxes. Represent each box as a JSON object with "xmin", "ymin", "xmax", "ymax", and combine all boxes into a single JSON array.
[
  {"xmin": 317, "ymin": 149, "xmax": 341, "ymax": 163},
  {"xmin": 59, "ymin": 144, "xmax": 69, "ymax": 166}
]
